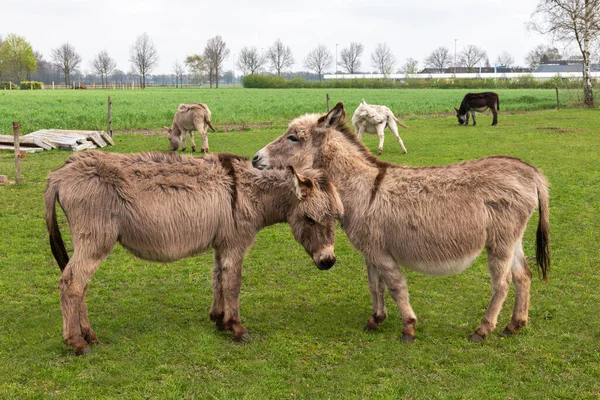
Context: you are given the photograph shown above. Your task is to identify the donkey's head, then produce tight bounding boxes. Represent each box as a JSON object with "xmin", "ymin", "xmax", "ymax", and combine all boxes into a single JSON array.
[
  {"xmin": 454, "ymin": 107, "xmax": 467, "ymax": 125},
  {"xmin": 253, "ymin": 102, "xmax": 347, "ymax": 171},
  {"xmin": 285, "ymin": 166, "xmax": 343, "ymax": 270},
  {"xmin": 164, "ymin": 125, "xmax": 181, "ymax": 151}
]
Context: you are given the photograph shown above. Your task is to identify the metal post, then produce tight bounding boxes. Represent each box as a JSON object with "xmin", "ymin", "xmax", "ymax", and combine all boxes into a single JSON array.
[
  {"xmin": 108, "ymin": 96, "xmax": 113, "ymax": 136},
  {"xmin": 326, "ymin": 93, "xmax": 330, "ymax": 112},
  {"xmin": 13, "ymin": 121, "xmax": 21, "ymax": 184}
]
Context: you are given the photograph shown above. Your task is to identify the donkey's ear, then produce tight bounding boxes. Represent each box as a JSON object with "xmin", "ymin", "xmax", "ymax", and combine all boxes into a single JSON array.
[
  {"xmin": 318, "ymin": 102, "xmax": 346, "ymax": 128},
  {"xmin": 361, "ymin": 98, "xmax": 366, "ymax": 105},
  {"xmin": 287, "ymin": 165, "xmax": 314, "ymax": 200},
  {"xmin": 453, "ymin": 107, "xmax": 459, "ymax": 113}
]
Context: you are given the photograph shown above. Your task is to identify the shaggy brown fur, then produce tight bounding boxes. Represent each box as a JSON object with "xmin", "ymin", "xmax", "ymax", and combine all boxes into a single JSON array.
[
  {"xmin": 351, "ymin": 99, "xmax": 409, "ymax": 154},
  {"xmin": 164, "ymin": 103, "xmax": 216, "ymax": 153},
  {"xmin": 45, "ymin": 150, "xmax": 343, "ymax": 355},
  {"xmin": 253, "ymin": 102, "xmax": 550, "ymax": 342}
]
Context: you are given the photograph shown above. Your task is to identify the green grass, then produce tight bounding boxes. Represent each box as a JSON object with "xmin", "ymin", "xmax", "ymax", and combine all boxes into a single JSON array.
[
  {"xmin": 0, "ymin": 99, "xmax": 599, "ymax": 398},
  {"xmin": 0, "ymin": 87, "xmax": 582, "ymax": 134}
]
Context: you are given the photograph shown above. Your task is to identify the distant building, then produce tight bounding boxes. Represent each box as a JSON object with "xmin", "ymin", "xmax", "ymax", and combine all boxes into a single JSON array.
[{"xmin": 534, "ymin": 60, "xmax": 600, "ymax": 73}]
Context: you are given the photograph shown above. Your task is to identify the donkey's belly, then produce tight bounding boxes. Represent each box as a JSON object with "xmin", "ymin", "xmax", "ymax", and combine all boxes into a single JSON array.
[{"xmin": 401, "ymin": 253, "xmax": 479, "ymax": 276}]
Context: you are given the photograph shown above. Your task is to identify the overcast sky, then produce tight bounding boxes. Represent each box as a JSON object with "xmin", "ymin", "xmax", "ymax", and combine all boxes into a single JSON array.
[{"xmin": 3, "ymin": 0, "xmax": 551, "ymax": 75}]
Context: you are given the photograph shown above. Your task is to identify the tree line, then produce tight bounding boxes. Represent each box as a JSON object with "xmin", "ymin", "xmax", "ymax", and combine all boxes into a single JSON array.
[{"xmin": 0, "ymin": 0, "xmax": 598, "ymax": 105}]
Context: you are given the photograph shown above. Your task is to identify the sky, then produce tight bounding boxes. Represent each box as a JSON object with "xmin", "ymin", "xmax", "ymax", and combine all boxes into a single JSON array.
[{"xmin": 2, "ymin": 0, "xmax": 552, "ymax": 76}]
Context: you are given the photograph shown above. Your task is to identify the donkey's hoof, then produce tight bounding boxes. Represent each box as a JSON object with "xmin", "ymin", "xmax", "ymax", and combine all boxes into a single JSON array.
[
  {"xmin": 233, "ymin": 332, "xmax": 251, "ymax": 342},
  {"xmin": 201, "ymin": 148, "xmax": 209, "ymax": 154},
  {"xmin": 363, "ymin": 321, "xmax": 380, "ymax": 331},
  {"xmin": 470, "ymin": 333, "xmax": 486, "ymax": 342},
  {"xmin": 75, "ymin": 346, "xmax": 92, "ymax": 356},
  {"xmin": 401, "ymin": 334, "xmax": 415, "ymax": 343},
  {"xmin": 192, "ymin": 147, "xmax": 196, "ymax": 152}
]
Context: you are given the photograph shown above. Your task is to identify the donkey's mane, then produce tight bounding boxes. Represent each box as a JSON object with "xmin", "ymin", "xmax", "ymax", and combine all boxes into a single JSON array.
[{"xmin": 335, "ymin": 121, "xmax": 395, "ymax": 170}]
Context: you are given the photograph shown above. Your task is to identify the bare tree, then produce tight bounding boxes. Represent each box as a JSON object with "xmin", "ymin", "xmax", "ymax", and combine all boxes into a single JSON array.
[
  {"xmin": 266, "ymin": 39, "xmax": 294, "ymax": 76},
  {"xmin": 236, "ymin": 46, "xmax": 266, "ymax": 75},
  {"xmin": 51, "ymin": 42, "xmax": 81, "ymax": 86},
  {"xmin": 424, "ymin": 47, "xmax": 451, "ymax": 73},
  {"xmin": 525, "ymin": 44, "xmax": 562, "ymax": 70},
  {"xmin": 400, "ymin": 58, "xmax": 419, "ymax": 74},
  {"xmin": 173, "ymin": 60, "xmax": 185, "ymax": 88},
  {"xmin": 91, "ymin": 50, "xmax": 116, "ymax": 88},
  {"xmin": 529, "ymin": 0, "xmax": 600, "ymax": 107},
  {"xmin": 203, "ymin": 35, "xmax": 230, "ymax": 88},
  {"xmin": 495, "ymin": 51, "xmax": 515, "ymax": 68},
  {"xmin": 129, "ymin": 32, "xmax": 159, "ymax": 89},
  {"xmin": 339, "ymin": 42, "xmax": 364, "ymax": 73},
  {"xmin": 459, "ymin": 45, "xmax": 488, "ymax": 72},
  {"xmin": 371, "ymin": 42, "xmax": 395, "ymax": 75},
  {"xmin": 303, "ymin": 44, "xmax": 333, "ymax": 81}
]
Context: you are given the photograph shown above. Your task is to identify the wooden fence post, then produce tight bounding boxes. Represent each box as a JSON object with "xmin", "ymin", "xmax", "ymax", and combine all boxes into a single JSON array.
[
  {"xmin": 326, "ymin": 93, "xmax": 330, "ymax": 112},
  {"xmin": 555, "ymin": 86, "xmax": 560, "ymax": 110},
  {"xmin": 13, "ymin": 121, "xmax": 22, "ymax": 184},
  {"xmin": 107, "ymin": 96, "xmax": 113, "ymax": 137}
]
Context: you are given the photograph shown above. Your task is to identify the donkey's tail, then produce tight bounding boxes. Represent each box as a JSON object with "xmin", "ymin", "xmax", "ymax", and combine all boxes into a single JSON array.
[
  {"xmin": 206, "ymin": 117, "xmax": 216, "ymax": 132},
  {"xmin": 392, "ymin": 115, "xmax": 409, "ymax": 129},
  {"xmin": 535, "ymin": 173, "xmax": 550, "ymax": 281},
  {"xmin": 44, "ymin": 180, "xmax": 69, "ymax": 271}
]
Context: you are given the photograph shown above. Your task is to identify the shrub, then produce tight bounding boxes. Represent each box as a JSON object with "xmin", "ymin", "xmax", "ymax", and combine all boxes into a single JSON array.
[
  {"xmin": 0, "ymin": 82, "xmax": 18, "ymax": 90},
  {"xmin": 19, "ymin": 81, "xmax": 44, "ymax": 90}
]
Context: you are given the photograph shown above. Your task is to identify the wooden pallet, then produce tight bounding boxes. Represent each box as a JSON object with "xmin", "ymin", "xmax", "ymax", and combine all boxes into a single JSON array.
[{"xmin": 0, "ymin": 129, "xmax": 114, "ymax": 153}]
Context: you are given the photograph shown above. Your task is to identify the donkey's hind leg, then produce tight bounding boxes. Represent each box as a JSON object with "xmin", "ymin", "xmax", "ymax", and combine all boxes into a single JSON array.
[
  {"xmin": 501, "ymin": 240, "xmax": 532, "ymax": 336},
  {"xmin": 209, "ymin": 251, "xmax": 226, "ymax": 331},
  {"xmin": 376, "ymin": 124, "xmax": 385, "ymax": 155},
  {"xmin": 60, "ymin": 255, "xmax": 103, "ymax": 355},
  {"xmin": 387, "ymin": 120, "xmax": 407, "ymax": 154},
  {"xmin": 367, "ymin": 255, "xmax": 417, "ymax": 342},
  {"xmin": 471, "ymin": 249, "xmax": 513, "ymax": 341},
  {"xmin": 188, "ymin": 130, "xmax": 197, "ymax": 152},
  {"xmin": 364, "ymin": 259, "xmax": 388, "ymax": 331}
]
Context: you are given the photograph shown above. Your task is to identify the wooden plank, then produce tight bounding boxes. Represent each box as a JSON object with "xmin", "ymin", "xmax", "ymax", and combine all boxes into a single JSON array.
[
  {"xmin": 100, "ymin": 131, "xmax": 115, "ymax": 145},
  {"xmin": 25, "ymin": 131, "xmax": 84, "ymax": 145},
  {"xmin": 0, "ymin": 134, "xmax": 53, "ymax": 150},
  {"xmin": 73, "ymin": 142, "xmax": 95, "ymax": 152},
  {"xmin": 48, "ymin": 130, "xmax": 108, "ymax": 148},
  {"xmin": 0, "ymin": 145, "xmax": 44, "ymax": 153}
]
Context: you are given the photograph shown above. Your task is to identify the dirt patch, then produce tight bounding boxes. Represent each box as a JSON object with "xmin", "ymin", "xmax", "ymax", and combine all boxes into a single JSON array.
[
  {"xmin": 219, "ymin": 122, "xmax": 274, "ymax": 132},
  {"xmin": 536, "ymin": 126, "xmax": 573, "ymax": 133}
]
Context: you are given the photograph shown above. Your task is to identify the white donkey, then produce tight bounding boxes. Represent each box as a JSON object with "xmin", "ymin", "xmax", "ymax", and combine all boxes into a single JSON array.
[{"xmin": 351, "ymin": 99, "xmax": 409, "ymax": 154}]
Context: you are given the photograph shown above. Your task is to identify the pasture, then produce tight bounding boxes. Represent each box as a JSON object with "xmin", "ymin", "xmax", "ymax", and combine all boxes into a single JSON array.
[{"xmin": 0, "ymin": 88, "xmax": 599, "ymax": 398}]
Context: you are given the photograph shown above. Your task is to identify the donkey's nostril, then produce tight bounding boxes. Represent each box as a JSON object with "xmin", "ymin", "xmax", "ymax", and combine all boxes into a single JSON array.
[{"xmin": 252, "ymin": 155, "xmax": 259, "ymax": 162}]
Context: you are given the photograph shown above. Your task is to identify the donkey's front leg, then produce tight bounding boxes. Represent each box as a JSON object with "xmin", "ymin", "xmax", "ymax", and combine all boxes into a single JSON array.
[
  {"xmin": 376, "ymin": 124, "xmax": 385, "ymax": 155},
  {"xmin": 364, "ymin": 260, "xmax": 388, "ymax": 331},
  {"xmin": 213, "ymin": 247, "xmax": 249, "ymax": 341},
  {"xmin": 471, "ymin": 111, "xmax": 477, "ymax": 126},
  {"xmin": 209, "ymin": 252, "xmax": 226, "ymax": 331},
  {"xmin": 181, "ymin": 131, "xmax": 187, "ymax": 152},
  {"xmin": 375, "ymin": 256, "xmax": 417, "ymax": 342}
]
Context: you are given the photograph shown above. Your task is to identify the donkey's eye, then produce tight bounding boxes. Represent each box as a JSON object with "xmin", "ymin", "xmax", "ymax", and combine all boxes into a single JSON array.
[
  {"xmin": 288, "ymin": 135, "xmax": 300, "ymax": 142},
  {"xmin": 304, "ymin": 216, "xmax": 316, "ymax": 225}
]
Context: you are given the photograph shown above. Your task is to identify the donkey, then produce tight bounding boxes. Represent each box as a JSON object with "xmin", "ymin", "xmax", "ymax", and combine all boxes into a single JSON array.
[
  {"xmin": 454, "ymin": 92, "xmax": 500, "ymax": 126},
  {"xmin": 45, "ymin": 150, "xmax": 343, "ymax": 355},
  {"xmin": 253, "ymin": 102, "xmax": 550, "ymax": 343},
  {"xmin": 351, "ymin": 99, "xmax": 409, "ymax": 154},
  {"xmin": 164, "ymin": 103, "xmax": 216, "ymax": 153}
]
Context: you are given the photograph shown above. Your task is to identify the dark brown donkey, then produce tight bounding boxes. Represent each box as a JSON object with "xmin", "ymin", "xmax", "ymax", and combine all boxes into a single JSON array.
[
  {"xmin": 45, "ymin": 150, "xmax": 343, "ymax": 355},
  {"xmin": 454, "ymin": 92, "xmax": 500, "ymax": 126},
  {"xmin": 253, "ymin": 102, "xmax": 550, "ymax": 342}
]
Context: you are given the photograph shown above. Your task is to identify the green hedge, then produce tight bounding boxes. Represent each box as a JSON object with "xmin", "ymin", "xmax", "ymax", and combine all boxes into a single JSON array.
[
  {"xmin": 241, "ymin": 74, "xmax": 588, "ymax": 90},
  {"xmin": 19, "ymin": 81, "xmax": 44, "ymax": 90},
  {"xmin": 0, "ymin": 82, "xmax": 18, "ymax": 90}
]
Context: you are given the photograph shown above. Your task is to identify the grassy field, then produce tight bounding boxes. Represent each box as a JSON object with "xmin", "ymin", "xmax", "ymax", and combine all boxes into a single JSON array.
[
  {"xmin": 0, "ymin": 87, "xmax": 582, "ymax": 134},
  {"xmin": 0, "ymin": 91, "xmax": 599, "ymax": 398}
]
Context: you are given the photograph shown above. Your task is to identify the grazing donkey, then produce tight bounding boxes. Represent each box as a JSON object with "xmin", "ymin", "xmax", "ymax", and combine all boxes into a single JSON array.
[
  {"xmin": 45, "ymin": 150, "xmax": 343, "ymax": 355},
  {"xmin": 351, "ymin": 99, "xmax": 409, "ymax": 154},
  {"xmin": 454, "ymin": 92, "xmax": 500, "ymax": 126},
  {"xmin": 253, "ymin": 102, "xmax": 550, "ymax": 343},
  {"xmin": 164, "ymin": 103, "xmax": 216, "ymax": 153}
]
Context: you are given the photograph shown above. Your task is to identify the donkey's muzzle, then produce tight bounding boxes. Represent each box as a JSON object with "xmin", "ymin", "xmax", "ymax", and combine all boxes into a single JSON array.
[{"xmin": 317, "ymin": 257, "xmax": 336, "ymax": 270}]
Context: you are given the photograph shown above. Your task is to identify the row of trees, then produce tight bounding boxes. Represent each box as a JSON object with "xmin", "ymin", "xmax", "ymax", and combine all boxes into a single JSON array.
[{"xmin": 1, "ymin": 0, "xmax": 598, "ymax": 104}]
